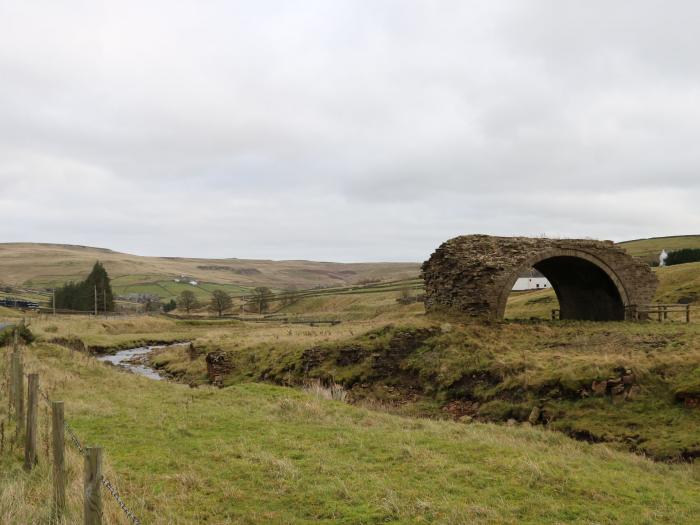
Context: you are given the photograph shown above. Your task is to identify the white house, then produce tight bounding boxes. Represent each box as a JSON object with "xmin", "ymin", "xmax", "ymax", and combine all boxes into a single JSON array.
[{"xmin": 512, "ymin": 269, "xmax": 551, "ymax": 291}]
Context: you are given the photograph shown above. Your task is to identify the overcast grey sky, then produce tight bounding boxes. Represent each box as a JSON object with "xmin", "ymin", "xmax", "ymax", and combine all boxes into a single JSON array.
[{"xmin": 1, "ymin": 1, "xmax": 698, "ymax": 261}]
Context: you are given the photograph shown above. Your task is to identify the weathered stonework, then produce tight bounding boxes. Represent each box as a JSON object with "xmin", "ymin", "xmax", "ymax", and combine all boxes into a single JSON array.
[
  {"xmin": 205, "ymin": 351, "xmax": 232, "ymax": 386},
  {"xmin": 422, "ymin": 235, "xmax": 658, "ymax": 321}
]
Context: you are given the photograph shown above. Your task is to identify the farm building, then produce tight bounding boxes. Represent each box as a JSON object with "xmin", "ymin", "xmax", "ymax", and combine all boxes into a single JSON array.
[{"xmin": 512, "ymin": 269, "xmax": 551, "ymax": 291}]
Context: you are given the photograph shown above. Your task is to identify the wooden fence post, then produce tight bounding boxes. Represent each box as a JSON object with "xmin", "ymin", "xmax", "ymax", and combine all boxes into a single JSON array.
[
  {"xmin": 687, "ymin": 304, "xmax": 691, "ymax": 324},
  {"xmin": 24, "ymin": 373, "xmax": 38, "ymax": 470},
  {"xmin": 8, "ymin": 353, "xmax": 16, "ymax": 415},
  {"xmin": 52, "ymin": 401, "xmax": 66, "ymax": 517},
  {"xmin": 12, "ymin": 353, "xmax": 24, "ymax": 443},
  {"xmin": 84, "ymin": 446, "xmax": 103, "ymax": 525}
]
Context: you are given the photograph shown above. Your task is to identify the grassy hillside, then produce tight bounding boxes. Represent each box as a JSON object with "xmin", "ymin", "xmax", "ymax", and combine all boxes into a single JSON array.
[
  {"xmin": 2, "ymin": 341, "xmax": 700, "ymax": 524},
  {"xmin": 619, "ymin": 235, "xmax": 700, "ymax": 261},
  {"xmin": 0, "ymin": 243, "xmax": 420, "ymax": 301},
  {"xmin": 17, "ymin": 307, "xmax": 700, "ymax": 462}
]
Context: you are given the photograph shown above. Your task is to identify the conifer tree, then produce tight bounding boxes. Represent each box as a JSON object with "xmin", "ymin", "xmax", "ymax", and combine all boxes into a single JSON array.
[{"xmin": 53, "ymin": 261, "xmax": 115, "ymax": 312}]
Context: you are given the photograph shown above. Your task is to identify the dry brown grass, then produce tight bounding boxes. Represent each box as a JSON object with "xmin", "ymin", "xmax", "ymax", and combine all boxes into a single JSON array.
[{"xmin": 0, "ymin": 242, "xmax": 419, "ymax": 289}]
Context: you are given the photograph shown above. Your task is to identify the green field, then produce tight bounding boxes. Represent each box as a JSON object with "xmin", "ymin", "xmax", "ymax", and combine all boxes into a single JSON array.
[
  {"xmin": 619, "ymin": 235, "xmax": 700, "ymax": 261},
  {"xmin": 2, "ymin": 339, "xmax": 700, "ymax": 524},
  {"xmin": 3, "ymin": 239, "xmax": 700, "ymax": 523}
]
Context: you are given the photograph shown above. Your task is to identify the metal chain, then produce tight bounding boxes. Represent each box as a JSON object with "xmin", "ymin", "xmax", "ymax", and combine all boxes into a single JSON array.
[
  {"xmin": 63, "ymin": 420, "xmax": 85, "ymax": 455},
  {"xmin": 63, "ymin": 414, "xmax": 143, "ymax": 523},
  {"xmin": 19, "ymin": 367, "xmax": 144, "ymax": 523},
  {"xmin": 101, "ymin": 475, "xmax": 143, "ymax": 525},
  {"xmin": 38, "ymin": 385, "xmax": 50, "ymax": 403}
]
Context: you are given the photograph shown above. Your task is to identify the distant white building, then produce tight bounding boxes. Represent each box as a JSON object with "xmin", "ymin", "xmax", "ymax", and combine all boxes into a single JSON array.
[{"xmin": 512, "ymin": 269, "xmax": 551, "ymax": 291}]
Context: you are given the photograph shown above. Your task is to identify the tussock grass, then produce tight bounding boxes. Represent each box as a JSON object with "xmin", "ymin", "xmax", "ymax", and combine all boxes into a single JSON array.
[{"xmin": 304, "ymin": 380, "xmax": 348, "ymax": 402}]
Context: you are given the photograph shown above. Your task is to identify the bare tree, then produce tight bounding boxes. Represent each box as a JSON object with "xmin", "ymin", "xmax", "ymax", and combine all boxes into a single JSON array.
[
  {"xmin": 252, "ymin": 287, "xmax": 273, "ymax": 314},
  {"xmin": 178, "ymin": 290, "xmax": 198, "ymax": 314},
  {"xmin": 209, "ymin": 290, "xmax": 232, "ymax": 317}
]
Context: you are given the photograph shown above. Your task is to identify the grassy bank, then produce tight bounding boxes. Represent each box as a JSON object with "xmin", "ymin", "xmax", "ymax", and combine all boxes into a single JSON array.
[
  {"xmin": 152, "ymin": 319, "xmax": 700, "ymax": 460},
  {"xmin": 2, "ymin": 342, "xmax": 700, "ymax": 524}
]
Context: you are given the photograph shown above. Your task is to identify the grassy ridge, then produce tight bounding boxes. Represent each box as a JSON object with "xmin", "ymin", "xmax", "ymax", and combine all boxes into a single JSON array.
[
  {"xmin": 2, "ymin": 342, "xmax": 700, "ymax": 524},
  {"xmin": 0, "ymin": 243, "xmax": 419, "ymax": 293},
  {"xmin": 619, "ymin": 235, "xmax": 700, "ymax": 261}
]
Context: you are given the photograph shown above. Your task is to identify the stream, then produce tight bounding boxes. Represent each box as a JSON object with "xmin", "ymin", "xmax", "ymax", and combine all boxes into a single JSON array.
[{"xmin": 97, "ymin": 343, "xmax": 187, "ymax": 380}]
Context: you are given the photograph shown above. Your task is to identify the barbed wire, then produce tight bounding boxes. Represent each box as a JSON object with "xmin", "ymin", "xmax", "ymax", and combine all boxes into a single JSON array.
[
  {"xmin": 101, "ymin": 476, "xmax": 143, "ymax": 525},
  {"xmin": 38, "ymin": 385, "xmax": 50, "ymax": 403},
  {"xmin": 64, "ymin": 420, "xmax": 85, "ymax": 455},
  {"xmin": 61, "ymin": 401, "xmax": 143, "ymax": 523},
  {"xmin": 13, "ymin": 362, "xmax": 144, "ymax": 523}
]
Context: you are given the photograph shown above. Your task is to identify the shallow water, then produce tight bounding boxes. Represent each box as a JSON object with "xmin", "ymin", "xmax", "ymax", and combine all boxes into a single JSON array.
[{"xmin": 97, "ymin": 345, "xmax": 165, "ymax": 380}]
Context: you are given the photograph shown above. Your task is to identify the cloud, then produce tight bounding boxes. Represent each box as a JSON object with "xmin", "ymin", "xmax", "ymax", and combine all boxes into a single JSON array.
[{"xmin": 0, "ymin": 1, "xmax": 698, "ymax": 261}]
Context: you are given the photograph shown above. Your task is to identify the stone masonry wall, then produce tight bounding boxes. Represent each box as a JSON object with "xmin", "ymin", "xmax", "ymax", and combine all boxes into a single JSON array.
[{"xmin": 421, "ymin": 235, "xmax": 658, "ymax": 320}]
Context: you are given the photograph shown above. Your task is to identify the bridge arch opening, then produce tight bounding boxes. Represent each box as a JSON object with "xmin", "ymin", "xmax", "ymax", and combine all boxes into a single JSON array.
[{"xmin": 499, "ymin": 254, "xmax": 627, "ymax": 321}]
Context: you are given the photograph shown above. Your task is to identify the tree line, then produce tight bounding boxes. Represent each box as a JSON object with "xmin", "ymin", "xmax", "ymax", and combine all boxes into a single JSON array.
[
  {"xmin": 178, "ymin": 286, "xmax": 284, "ymax": 317},
  {"xmin": 51, "ymin": 261, "xmax": 292, "ymax": 316},
  {"xmin": 665, "ymin": 248, "xmax": 700, "ymax": 266},
  {"xmin": 53, "ymin": 262, "xmax": 115, "ymax": 312}
]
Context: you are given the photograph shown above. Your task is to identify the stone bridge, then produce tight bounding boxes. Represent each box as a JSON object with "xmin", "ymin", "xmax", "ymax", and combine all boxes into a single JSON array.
[{"xmin": 422, "ymin": 235, "xmax": 658, "ymax": 321}]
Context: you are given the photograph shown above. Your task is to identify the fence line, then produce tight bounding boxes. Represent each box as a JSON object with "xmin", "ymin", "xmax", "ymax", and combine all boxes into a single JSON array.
[
  {"xmin": 551, "ymin": 303, "xmax": 694, "ymax": 322},
  {"xmin": 2, "ymin": 329, "xmax": 143, "ymax": 524},
  {"xmin": 37, "ymin": 380, "xmax": 144, "ymax": 524}
]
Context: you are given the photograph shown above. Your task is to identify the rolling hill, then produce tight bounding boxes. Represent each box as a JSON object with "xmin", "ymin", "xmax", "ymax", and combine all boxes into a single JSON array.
[
  {"xmin": 618, "ymin": 234, "xmax": 700, "ymax": 262},
  {"xmin": 0, "ymin": 243, "xmax": 420, "ymax": 301},
  {"xmin": 4, "ymin": 236, "xmax": 700, "ymax": 306}
]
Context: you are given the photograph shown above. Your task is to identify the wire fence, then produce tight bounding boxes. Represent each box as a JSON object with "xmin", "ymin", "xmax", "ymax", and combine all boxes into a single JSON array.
[
  {"xmin": 36, "ymin": 380, "xmax": 143, "ymax": 524},
  {"xmin": 3, "ymin": 339, "xmax": 144, "ymax": 524}
]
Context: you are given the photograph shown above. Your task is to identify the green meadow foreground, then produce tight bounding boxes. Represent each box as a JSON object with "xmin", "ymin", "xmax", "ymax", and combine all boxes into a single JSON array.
[
  {"xmin": 2, "ymin": 255, "xmax": 700, "ymax": 523},
  {"xmin": 2, "ymin": 339, "xmax": 700, "ymax": 524}
]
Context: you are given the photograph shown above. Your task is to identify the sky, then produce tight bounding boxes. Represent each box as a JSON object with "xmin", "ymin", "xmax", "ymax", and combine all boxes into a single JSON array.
[{"xmin": 1, "ymin": 1, "xmax": 699, "ymax": 262}]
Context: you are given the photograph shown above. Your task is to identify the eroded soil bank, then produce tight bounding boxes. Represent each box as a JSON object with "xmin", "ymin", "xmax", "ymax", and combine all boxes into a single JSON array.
[{"xmin": 149, "ymin": 321, "xmax": 700, "ymax": 461}]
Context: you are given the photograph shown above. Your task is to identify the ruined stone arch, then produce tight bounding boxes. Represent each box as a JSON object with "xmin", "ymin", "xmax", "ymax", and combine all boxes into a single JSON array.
[{"xmin": 422, "ymin": 235, "xmax": 658, "ymax": 321}]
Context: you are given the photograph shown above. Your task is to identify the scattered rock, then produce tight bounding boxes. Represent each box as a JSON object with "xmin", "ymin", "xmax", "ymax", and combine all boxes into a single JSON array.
[
  {"xmin": 591, "ymin": 380, "xmax": 607, "ymax": 395},
  {"xmin": 589, "ymin": 370, "xmax": 638, "ymax": 400},
  {"xmin": 442, "ymin": 400, "xmax": 480, "ymax": 419},
  {"xmin": 527, "ymin": 406, "xmax": 541, "ymax": 425}
]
